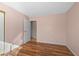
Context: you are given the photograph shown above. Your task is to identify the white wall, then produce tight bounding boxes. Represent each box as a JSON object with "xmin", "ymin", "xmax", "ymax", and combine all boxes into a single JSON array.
[
  {"xmin": 0, "ymin": 3, "xmax": 29, "ymax": 45},
  {"xmin": 66, "ymin": 3, "xmax": 79, "ymax": 56},
  {"xmin": 30, "ymin": 14, "xmax": 67, "ymax": 45}
]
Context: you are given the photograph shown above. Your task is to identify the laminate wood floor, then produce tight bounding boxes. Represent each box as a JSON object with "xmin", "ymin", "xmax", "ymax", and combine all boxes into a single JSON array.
[{"xmin": 8, "ymin": 41, "xmax": 74, "ymax": 56}]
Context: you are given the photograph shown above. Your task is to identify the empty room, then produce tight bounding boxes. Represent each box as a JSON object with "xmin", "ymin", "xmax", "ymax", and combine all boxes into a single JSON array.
[{"xmin": 0, "ymin": 2, "xmax": 79, "ymax": 56}]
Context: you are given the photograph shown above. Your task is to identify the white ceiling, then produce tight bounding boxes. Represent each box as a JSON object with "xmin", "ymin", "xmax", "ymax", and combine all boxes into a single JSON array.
[{"xmin": 3, "ymin": 2, "xmax": 74, "ymax": 16}]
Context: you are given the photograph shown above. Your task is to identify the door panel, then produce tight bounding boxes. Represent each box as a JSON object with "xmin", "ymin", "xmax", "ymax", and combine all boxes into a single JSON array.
[{"xmin": 24, "ymin": 19, "xmax": 31, "ymax": 43}]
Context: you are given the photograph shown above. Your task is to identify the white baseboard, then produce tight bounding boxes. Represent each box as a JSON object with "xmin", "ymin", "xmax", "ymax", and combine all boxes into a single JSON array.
[
  {"xmin": 37, "ymin": 40, "xmax": 66, "ymax": 46},
  {"xmin": 67, "ymin": 45, "xmax": 77, "ymax": 56}
]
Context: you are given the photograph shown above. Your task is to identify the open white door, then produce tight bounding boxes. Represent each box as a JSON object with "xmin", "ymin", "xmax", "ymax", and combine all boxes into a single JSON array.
[{"xmin": 24, "ymin": 19, "xmax": 31, "ymax": 43}]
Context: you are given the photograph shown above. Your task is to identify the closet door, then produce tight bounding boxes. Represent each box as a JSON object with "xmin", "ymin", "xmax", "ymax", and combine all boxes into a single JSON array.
[
  {"xmin": 0, "ymin": 11, "xmax": 5, "ymax": 51},
  {"xmin": 24, "ymin": 19, "xmax": 31, "ymax": 43}
]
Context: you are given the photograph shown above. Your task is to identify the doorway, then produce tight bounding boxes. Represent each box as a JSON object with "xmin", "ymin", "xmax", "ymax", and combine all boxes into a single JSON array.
[{"xmin": 30, "ymin": 21, "xmax": 37, "ymax": 42}]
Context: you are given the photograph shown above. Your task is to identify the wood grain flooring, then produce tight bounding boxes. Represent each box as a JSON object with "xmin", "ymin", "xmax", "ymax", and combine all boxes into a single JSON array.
[{"xmin": 6, "ymin": 41, "xmax": 74, "ymax": 56}]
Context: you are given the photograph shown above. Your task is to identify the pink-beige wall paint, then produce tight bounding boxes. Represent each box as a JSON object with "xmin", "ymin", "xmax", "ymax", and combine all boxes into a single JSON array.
[
  {"xmin": 0, "ymin": 3, "xmax": 29, "ymax": 45},
  {"xmin": 67, "ymin": 2, "xmax": 79, "ymax": 55},
  {"xmin": 30, "ymin": 14, "xmax": 67, "ymax": 45}
]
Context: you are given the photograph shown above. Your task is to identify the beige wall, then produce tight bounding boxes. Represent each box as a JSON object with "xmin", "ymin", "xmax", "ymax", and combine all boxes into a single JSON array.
[
  {"xmin": 67, "ymin": 2, "xmax": 79, "ymax": 55},
  {"xmin": 0, "ymin": 3, "xmax": 29, "ymax": 45},
  {"xmin": 30, "ymin": 14, "xmax": 67, "ymax": 45}
]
